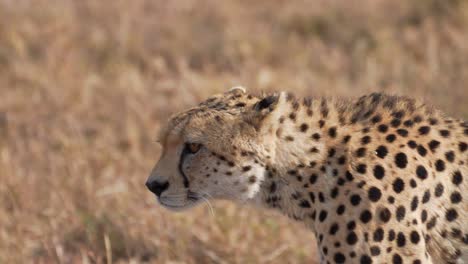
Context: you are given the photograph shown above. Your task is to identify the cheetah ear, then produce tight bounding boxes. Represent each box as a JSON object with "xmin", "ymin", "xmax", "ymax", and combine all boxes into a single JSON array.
[
  {"xmin": 244, "ymin": 93, "xmax": 283, "ymax": 131},
  {"xmin": 225, "ymin": 86, "xmax": 246, "ymax": 96}
]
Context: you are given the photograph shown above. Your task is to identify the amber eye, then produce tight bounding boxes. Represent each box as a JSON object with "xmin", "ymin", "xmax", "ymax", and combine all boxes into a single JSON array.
[{"xmin": 186, "ymin": 143, "xmax": 202, "ymax": 154}]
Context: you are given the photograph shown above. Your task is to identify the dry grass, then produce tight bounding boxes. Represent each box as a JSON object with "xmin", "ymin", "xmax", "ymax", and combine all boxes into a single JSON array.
[{"xmin": 0, "ymin": 0, "xmax": 467, "ymax": 263}]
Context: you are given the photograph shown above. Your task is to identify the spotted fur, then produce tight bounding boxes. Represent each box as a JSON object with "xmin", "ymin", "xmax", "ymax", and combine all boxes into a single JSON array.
[{"xmin": 147, "ymin": 88, "xmax": 468, "ymax": 264}]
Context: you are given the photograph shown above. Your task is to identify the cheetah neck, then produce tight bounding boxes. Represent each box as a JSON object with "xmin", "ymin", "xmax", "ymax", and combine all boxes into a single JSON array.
[{"xmin": 252, "ymin": 96, "xmax": 358, "ymax": 231}]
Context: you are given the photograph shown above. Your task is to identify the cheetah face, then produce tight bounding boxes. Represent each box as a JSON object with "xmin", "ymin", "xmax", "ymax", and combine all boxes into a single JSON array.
[
  {"xmin": 147, "ymin": 140, "xmax": 267, "ymax": 211},
  {"xmin": 146, "ymin": 88, "xmax": 281, "ymax": 211}
]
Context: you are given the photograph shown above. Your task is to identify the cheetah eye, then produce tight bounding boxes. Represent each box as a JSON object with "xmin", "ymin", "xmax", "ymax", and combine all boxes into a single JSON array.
[{"xmin": 185, "ymin": 143, "xmax": 202, "ymax": 154}]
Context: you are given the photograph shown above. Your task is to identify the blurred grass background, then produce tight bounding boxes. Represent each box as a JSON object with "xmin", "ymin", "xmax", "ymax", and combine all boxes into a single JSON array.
[{"xmin": 0, "ymin": 0, "xmax": 467, "ymax": 263}]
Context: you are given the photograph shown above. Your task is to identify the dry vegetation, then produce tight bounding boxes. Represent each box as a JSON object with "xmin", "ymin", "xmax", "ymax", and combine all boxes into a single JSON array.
[{"xmin": 1, "ymin": 0, "xmax": 467, "ymax": 263}]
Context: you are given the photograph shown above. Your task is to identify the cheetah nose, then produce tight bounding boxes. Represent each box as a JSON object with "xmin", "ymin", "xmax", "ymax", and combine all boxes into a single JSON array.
[{"xmin": 146, "ymin": 180, "xmax": 169, "ymax": 197}]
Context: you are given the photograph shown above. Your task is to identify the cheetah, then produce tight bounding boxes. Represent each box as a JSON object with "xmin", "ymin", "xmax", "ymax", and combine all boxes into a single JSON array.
[{"xmin": 146, "ymin": 87, "xmax": 467, "ymax": 263}]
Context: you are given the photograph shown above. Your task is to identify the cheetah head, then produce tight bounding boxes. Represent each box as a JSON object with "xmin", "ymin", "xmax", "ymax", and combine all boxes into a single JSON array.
[{"xmin": 146, "ymin": 87, "xmax": 285, "ymax": 211}]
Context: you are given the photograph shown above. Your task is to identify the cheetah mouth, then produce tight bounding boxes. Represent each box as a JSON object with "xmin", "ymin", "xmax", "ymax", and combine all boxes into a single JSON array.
[
  {"xmin": 157, "ymin": 191, "xmax": 205, "ymax": 212},
  {"xmin": 159, "ymin": 201, "xmax": 198, "ymax": 211}
]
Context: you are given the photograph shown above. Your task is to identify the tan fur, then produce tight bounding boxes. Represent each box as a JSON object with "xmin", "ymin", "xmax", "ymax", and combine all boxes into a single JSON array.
[{"xmin": 147, "ymin": 88, "xmax": 468, "ymax": 263}]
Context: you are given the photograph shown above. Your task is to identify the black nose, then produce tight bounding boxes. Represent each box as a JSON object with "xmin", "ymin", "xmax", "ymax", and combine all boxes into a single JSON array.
[{"xmin": 146, "ymin": 180, "xmax": 169, "ymax": 196}]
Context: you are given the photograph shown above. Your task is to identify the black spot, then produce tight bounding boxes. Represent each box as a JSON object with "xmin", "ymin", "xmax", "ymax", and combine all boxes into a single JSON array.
[
  {"xmin": 446, "ymin": 209, "xmax": 458, "ymax": 222},
  {"xmin": 452, "ymin": 171, "xmax": 462, "ymax": 186},
  {"xmin": 407, "ymin": 140, "xmax": 417, "ymax": 148},
  {"xmin": 350, "ymin": 194, "xmax": 362, "ymax": 206},
  {"xmin": 360, "ymin": 255, "xmax": 372, "ymax": 264},
  {"xmin": 392, "ymin": 253, "xmax": 402, "ymax": 264},
  {"xmin": 429, "ymin": 118, "xmax": 439, "ymax": 125},
  {"xmin": 361, "ymin": 136, "xmax": 371, "ymax": 144},
  {"xmin": 418, "ymin": 126, "xmax": 431, "ymax": 135},
  {"xmin": 309, "ymin": 174, "xmax": 318, "ymax": 184},
  {"xmin": 378, "ymin": 124, "xmax": 388, "ymax": 133},
  {"xmin": 427, "ymin": 217, "xmax": 437, "ymax": 229},
  {"xmin": 428, "ymin": 140, "xmax": 440, "ymax": 152},
  {"xmin": 248, "ymin": 176, "xmax": 257, "ymax": 183},
  {"xmin": 460, "ymin": 233, "xmax": 468, "ymax": 244},
  {"xmin": 337, "ymin": 177, "xmax": 345, "ymax": 185},
  {"xmin": 289, "ymin": 112, "xmax": 296, "ymax": 121},
  {"xmin": 329, "ymin": 223, "xmax": 339, "ymax": 235},
  {"xmin": 396, "ymin": 206, "xmax": 406, "ymax": 221},
  {"xmin": 392, "ymin": 111, "xmax": 405, "ymax": 119},
  {"xmin": 357, "ymin": 181, "xmax": 366, "ymax": 188},
  {"xmin": 421, "ymin": 210, "xmax": 428, "ymax": 223},
  {"xmin": 242, "ymin": 166, "xmax": 252, "ymax": 172},
  {"xmin": 311, "ymin": 133, "xmax": 321, "ymax": 141},
  {"xmin": 360, "ymin": 210, "xmax": 372, "ymax": 223},
  {"xmin": 413, "ymin": 116, "xmax": 423, "ymax": 123},
  {"xmin": 336, "ymin": 204, "xmax": 346, "ymax": 215},
  {"xmin": 379, "ymin": 208, "xmax": 391, "ymax": 223},
  {"xmin": 411, "ymin": 196, "xmax": 419, "ymax": 211},
  {"xmin": 396, "ymin": 129, "xmax": 408, "ymax": 137},
  {"xmin": 373, "ymin": 228, "xmax": 384, "ymax": 242},
  {"xmin": 403, "ymin": 120, "xmax": 414, "ymax": 127},
  {"xmin": 346, "ymin": 171, "xmax": 354, "ymax": 181},
  {"xmin": 459, "ymin": 142, "xmax": 467, "ymax": 152},
  {"xmin": 410, "ymin": 231, "xmax": 420, "ymax": 244},
  {"xmin": 410, "ymin": 179, "xmax": 417, "ymax": 188},
  {"xmin": 450, "ymin": 192, "xmax": 462, "ymax": 204},
  {"xmin": 334, "ymin": 253, "xmax": 346, "ymax": 263},
  {"xmin": 439, "ymin": 130, "xmax": 450, "ymax": 137},
  {"xmin": 318, "ymin": 192, "xmax": 325, "ymax": 203},
  {"xmin": 388, "ymin": 230, "xmax": 396, "ymax": 241},
  {"xmin": 347, "ymin": 221, "xmax": 356, "ymax": 230},
  {"xmin": 368, "ymin": 187, "xmax": 382, "ymax": 202},
  {"xmin": 356, "ymin": 147, "xmax": 367, "ymax": 157},
  {"xmin": 330, "ymin": 187, "xmax": 339, "ymax": 199},
  {"xmin": 356, "ymin": 164, "xmax": 367, "ymax": 174},
  {"xmin": 373, "ymin": 165, "xmax": 385, "ymax": 179},
  {"xmin": 328, "ymin": 148, "xmax": 336, "ymax": 158},
  {"xmin": 417, "ymin": 145, "xmax": 427, "ymax": 157},
  {"xmin": 342, "ymin": 135, "xmax": 352, "ymax": 143},
  {"xmin": 397, "ymin": 232, "xmax": 406, "ymax": 247},
  {"xmin": 322, "ymin": 247, "xmax": 328, "ymax": 255},
  {"xmin": 370, "ymin": 246, "xmax": 380, "ymax": 256},
  {"xmin": 435, "ymin": 159, "xmax": 445, "ymax": 172},
  {"xmin": 422, "ymin": 190, "xmax": 431, "ymax": 203},
  {"xmin": 445, "ymin": 151, "xmax": 455, "ymax": 163},
  {"xmin": 299, "ymin": 123, "xmax": 309, "ymax": 132},
  {"xmin": 328, "ymin": 127, "xmax": 337, "ymax": 138},
  {"xmin": 309, "ymin": 192, "xmax": 315, "ymax": 203},
  {"xmin": 376, "ymin": 145, "xmax": 388, "ymax": 158},
  {"xmin": 371, "ymin": 115, "xmax": 382, "ymax": 123},
  {"xmin": 386, "ymin": 134, "xmax": 396, "ymax": 143},
  {"xmin": 394, "ymin": 153, "xmax": 408, "ymax": 168},
  {"xmin": 299, "ymin": 200, "xmax": 311, "ymax": 208},
  {"xmin": 319, "ymin": 210, "xmax": 328, "ymax": 222},
  {"xmin": 434, "ymin": 183, "xmax": 444, "ymax": 197},
  {"xmin": 392, "ymin": 178, "xmax": 405, "ymax": 193},
  {"xmin": 347, "ymin": 232, "xmax": 358, "ymax": 245},
  {"xmin": 391, "ymin": 119, "xmax": 401, "ymax": 127},
  {"xmin": 416, "ymin": 166, "xmax": 428, "ymax": 180},
  {"xmin": 338, "ymin": 155, "xmax": 346, "ymax": 165}
]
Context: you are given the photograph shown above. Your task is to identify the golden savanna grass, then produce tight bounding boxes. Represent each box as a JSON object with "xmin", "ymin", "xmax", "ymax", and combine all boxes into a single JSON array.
[{"xmin": 1, "ymin": 0, "xmax": 467, "ymax": 263}]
